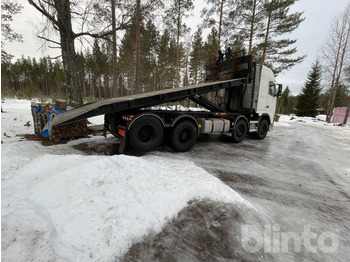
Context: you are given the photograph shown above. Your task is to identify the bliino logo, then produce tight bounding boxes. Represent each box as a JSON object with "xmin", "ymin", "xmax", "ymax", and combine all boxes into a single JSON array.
[{"xmin": 241, "ymin": 224, "xmax": 339, "ymax": 253}]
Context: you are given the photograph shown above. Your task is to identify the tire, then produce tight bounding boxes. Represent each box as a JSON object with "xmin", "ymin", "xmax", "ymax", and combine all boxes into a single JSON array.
[
  {"xmin": 256, "ymin": 119, "xmax": 269, "ymax": 139},
  {"xmin": 128, "ymin": 116, "xmax": 164, "ymax": 153},
  {"xmin": 230, "ymin": 119, "xmax": 247, "ymax": 143},
  {"xmin": 171, "ymin": 120, "xmax": 198, "ymax": 152}
]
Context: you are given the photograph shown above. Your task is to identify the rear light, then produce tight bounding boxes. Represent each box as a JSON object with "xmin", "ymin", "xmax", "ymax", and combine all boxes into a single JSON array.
[
  {"xmin": 118, "ymin": 128, "xmax": 125, "ymax": 137},
  {"xmin": 122, "ymin": 115, "xmax": 134, "ymax": 121},
  {"xmin": 214, "ymin": 113, "xmax": 228, "ymax": 117}
]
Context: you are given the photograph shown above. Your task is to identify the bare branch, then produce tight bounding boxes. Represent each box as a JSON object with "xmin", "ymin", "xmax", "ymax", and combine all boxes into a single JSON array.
[
  {"xmin": 27, "ymin": 0, "xmax": 58, "ymax": 26},
  {"xmin": 74, "ymin": 20, "xmax": 130, "ymax": 39},
  {"xmin": 37, "ymin": 35, "xmax": 61, "ymax": 45},
  {"xmin": 48, "ymin": 45, "xmax": 61, "ymax": 49},
  {"xmin": 49, "ymin": 55, "xmax": 62, "ymax": 59}
]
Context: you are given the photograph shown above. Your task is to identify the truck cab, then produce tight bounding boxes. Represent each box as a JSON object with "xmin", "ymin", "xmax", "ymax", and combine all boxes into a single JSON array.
[{"xmin": 251, "ymin": 64, "xmax": 281, "ymax": 130}]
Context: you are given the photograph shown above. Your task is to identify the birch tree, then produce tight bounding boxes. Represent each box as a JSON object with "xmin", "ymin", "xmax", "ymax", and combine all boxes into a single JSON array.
[{"xmin": 321, "ymin": 4, "xmax": 350, "ymax": 122}]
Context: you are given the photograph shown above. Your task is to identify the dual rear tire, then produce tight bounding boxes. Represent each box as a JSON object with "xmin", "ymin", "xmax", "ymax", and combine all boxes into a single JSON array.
[
  {"xmin": 128, "ymin": 116, "xmax": 197, "ymax": 153},
  {"xmin": 128, "ymin": 116, "xmax": 267, "ymax": 152},
  {"xmin": 128, "ymin": 116, "xmax": 164, "ymax": 153}
]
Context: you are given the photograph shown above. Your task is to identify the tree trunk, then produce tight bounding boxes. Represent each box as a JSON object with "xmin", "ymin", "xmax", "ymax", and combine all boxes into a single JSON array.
[
  {"xmin": 183, "ymin": 56, "xmax": 189, "ymax": 87},
  {"xmin": 175, "ymin": 3, "xmax": 181, "ymax": 88},
  {"xmin": 249, "ymin": 0, "xmax": 257, "ymax": 55},
  {"xmin": 54, "ymin": 0, "xmax": 82, "ymax": 105},
  {"xmin": 217, "ymin": 0, "xmax": 224, "ymax": 51},
  {"xmin": 135, "ymin": 0, "xmax": 141, "ymax": 94},
  {"xmin": 261, "ymin": 6, "xmax": 272, "ymax": 64},
  {"xmin": 111, "ymin": 0, "xmax": 118, "ymax": 97}
]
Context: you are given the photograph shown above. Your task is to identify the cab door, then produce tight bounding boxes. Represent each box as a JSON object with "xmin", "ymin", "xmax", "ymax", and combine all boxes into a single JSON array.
[
  {"xmin": 256, "ymin": 66, "xmax": 277, "ymax": 123},
  {"xmin": 266, "ymin": 81, "xmax": 277, "ymax": 122}
]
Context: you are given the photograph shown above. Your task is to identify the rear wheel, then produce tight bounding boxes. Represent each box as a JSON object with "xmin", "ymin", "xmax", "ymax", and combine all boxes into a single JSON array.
[
  {"xmin": 230, "ymin": 119, "xmax": 247, "ymax": 143},
  {"xmin": 129, "ymin": 116, "xmax": 164, "ymax": 153},
  {"xmin": 171, "ymin": 120, "xmax": 198, "ymax": 152},
  {"xmin": 256, "ymin": 119, "xmax": 269, "ymax": 139}
]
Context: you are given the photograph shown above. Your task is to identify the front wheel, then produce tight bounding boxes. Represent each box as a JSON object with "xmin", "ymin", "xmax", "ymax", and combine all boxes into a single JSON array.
[
  {"xmin": 230, "ymin": 119, "xmax": 247, "ymax": 143},
  {"xmin": 171, "ymin": 120, "xmax": 198, "ymax": 152},
  {"xmin": 256, "ymin": 119, "xmax": 269, "ymax": 139}
]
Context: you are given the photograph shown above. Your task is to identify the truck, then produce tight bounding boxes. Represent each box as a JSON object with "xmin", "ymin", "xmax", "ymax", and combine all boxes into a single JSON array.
[{"xmin": 51, "ymin": 49, "xmax": 282, "ymax": 153}]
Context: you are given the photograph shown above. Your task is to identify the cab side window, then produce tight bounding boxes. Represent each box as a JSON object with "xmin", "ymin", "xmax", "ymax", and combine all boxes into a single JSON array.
[{"xmin": 269, "ymin": 81, "xmax": 276, "ymax": 97}]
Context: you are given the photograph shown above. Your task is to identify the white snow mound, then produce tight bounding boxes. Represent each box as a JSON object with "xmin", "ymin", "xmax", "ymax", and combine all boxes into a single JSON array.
[{"xmin": 2, "ymin": 153, "xmax": 251, "ymax": 261}]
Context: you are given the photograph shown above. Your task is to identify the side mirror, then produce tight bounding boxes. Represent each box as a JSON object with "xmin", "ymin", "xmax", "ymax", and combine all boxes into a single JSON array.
[{"xmin": 276, "ymin": 84, "xmax": 283, "ymax": 97}]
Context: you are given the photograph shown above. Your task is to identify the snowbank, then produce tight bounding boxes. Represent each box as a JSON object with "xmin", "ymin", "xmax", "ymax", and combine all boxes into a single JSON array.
[
  {"xmin": 275, "ymin": 114, "xmax": 348, "ymax": 126},
  {"xmin": 1, "ymin": 99, "xmax": 251, "ymax": 261},
  {"xmin": 2, "ymin": 154, "xmax": 250, "ymax": 261}
]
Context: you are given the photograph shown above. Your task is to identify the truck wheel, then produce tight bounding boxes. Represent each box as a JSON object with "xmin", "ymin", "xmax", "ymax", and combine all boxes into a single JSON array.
[
  {"xmin": 129, "ymin": 116, "xmax": 164, "ymax": 153},
  {"xmin": 256, "ymin": 119, "xmax": 269, "ymax": 139},
  {"xmin": 231, "ymin": 119, "xmax": 247, "ymax": 143},
  {"xmin": 171, "ymin": 120, "xmax": 198, "ymax": 152}
]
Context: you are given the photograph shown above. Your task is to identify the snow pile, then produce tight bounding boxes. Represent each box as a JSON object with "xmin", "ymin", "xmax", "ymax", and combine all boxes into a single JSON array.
[
  {"xmin": 275, "ymin": 114, "xmax": 348, "ymax": 126},
  {"xmin": 1, "ymin": 99, "xmax": 251, "ymax": 261},
  {"xmin": 2, "ymin": 154, "xmax": 250, "ymax": 261}
]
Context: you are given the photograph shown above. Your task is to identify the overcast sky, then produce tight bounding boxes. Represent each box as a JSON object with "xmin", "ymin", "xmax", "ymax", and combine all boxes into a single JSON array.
[{"xmin": 4, "ymin": 0, "xmax": 350, "ymax": 95}]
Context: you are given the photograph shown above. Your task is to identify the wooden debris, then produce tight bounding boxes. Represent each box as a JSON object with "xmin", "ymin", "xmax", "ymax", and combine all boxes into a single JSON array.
[
  {"xmin": 31, "ymin": 102, "xmax": 88, "ymax": 143},
  {"xmin": 51, "ymin": 119, "xmax": 88, "ymax": 143},
  {"xmin": 55, "ymin": 99, "xmax": 67, "ymax": 110}
]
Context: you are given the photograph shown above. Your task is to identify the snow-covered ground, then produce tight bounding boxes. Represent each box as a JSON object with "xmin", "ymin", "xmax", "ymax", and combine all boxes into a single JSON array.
[
  {"xmin": 2, "ymin": 99, "xmax": 350, "ymax": 261},
  {"xmin": 1, "ymin": 99, "xmax": 251, "ymax": 261}
]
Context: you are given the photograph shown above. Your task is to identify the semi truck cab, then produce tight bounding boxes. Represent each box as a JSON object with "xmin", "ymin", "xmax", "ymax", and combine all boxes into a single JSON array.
[{"xmin": 253, "ymin": 65, "xmax": 282, "ymax": 130}]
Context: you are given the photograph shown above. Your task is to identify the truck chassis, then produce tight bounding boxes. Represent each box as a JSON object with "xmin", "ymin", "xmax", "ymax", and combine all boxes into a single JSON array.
[{"xmin": 51, "ymin": 53, "xmax": 278, "ymax": 153}]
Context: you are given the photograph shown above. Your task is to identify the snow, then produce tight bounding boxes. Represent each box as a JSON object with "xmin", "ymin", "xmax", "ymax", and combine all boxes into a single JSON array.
[
  {"xmin": 275, "ymin": 114, "xmax": 348, "ymax": 127},
  {"xmin": 1, "ymin": 99, "xmax": 251, "ymax": 261},
  {"xmin": 87, "ymin": 115, "xmax": 104, "ymax": 126}
]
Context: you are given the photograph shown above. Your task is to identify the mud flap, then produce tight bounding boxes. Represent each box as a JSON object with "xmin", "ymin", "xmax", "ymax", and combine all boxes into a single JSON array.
[{"xmin": 119, "ymin": 139, "xmax": 126, "ymax": 153}]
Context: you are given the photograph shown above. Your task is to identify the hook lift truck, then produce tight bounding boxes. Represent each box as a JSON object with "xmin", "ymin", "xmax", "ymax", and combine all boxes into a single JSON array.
[{"xmin": 50, "ymin": 49, "xmax": 282, "ymax": 153}]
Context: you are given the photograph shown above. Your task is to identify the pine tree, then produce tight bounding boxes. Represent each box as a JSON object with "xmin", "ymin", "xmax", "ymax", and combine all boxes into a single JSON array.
[
  {"xmin": 257, "ymin": 0, "xmax": 306, "ymax": 75},
  {"xmin": 118, "ymin": 22, "xmax": 136, "ymax": 95},
  {"xmin": 189, "ymin": 28, "xmax": 205, "ymax": 84},
  {"xmin": 140, "ymin": 20, "xmax": 159, "ymax": 92},
  {"xmin": 203, "ymin": 27, "xmax": 219, "ymax": 62},
  {"xmin": 235, "ymin": 0, "xmax": 265, "ymax": 55},
  {"xmin": 276, "ymin": 86, "xmax": 294, "ymax": 114},
  {"xmin": 1, "ymin": 0, "xmax": 23, "ymax": 62},
  {"xmin": 296, "ymin": 60, "xmax": 322, "ymax": 117},
  {"xmin": 164, "ymin": 0, "xmax": 194, "ymax": 88},
  {"xmin": 201, "ymin": 0, "xmax": 238, "ymax": 50},
  {"xmin": 156, "ymin": 29, "xmax": 177, "ymax": 90}
]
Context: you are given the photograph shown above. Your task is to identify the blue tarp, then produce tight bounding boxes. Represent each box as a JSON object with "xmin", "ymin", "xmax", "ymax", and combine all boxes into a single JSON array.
[{"xmin": 40, "ymin": 107, "xmax": 66, "ymax": 138}]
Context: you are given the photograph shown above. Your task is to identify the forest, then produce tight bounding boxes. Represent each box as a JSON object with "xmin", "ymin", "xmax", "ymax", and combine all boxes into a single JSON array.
[{"xmin": 1, "ymin": 0, "xmax": 350, "ymax": 120}]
